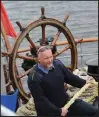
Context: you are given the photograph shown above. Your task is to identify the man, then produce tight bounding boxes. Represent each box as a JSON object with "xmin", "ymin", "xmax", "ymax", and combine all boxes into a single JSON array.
[{"xmin": 27, "ymin": 46, "xmax": 98, "ymax": 116}]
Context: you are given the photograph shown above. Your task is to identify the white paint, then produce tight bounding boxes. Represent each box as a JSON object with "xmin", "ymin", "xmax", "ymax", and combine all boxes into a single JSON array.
[{"xmin": 1, "ymin": 105, "xmax": 18, "ymax": 116}]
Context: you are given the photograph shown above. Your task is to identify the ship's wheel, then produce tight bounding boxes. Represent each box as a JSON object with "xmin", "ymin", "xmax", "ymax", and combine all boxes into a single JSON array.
[{"xmin": 9, "ymin": 8, "xmax": 77, "ymax": 102}]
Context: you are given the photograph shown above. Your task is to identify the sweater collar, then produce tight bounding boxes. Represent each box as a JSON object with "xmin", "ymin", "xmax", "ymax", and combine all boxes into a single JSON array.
[{"xmin": 38, "ymin": 63, "xmax": 55, "ymax": 74}]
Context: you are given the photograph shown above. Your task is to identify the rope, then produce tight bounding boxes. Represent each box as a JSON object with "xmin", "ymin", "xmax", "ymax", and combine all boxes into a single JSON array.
[
  {"xmin": 16, "ymin": 98, "xmax": 37, "ymax": 116},
  {"xmin": 64, "ymin": 81, "xmax": 98, "ymax": 109}
]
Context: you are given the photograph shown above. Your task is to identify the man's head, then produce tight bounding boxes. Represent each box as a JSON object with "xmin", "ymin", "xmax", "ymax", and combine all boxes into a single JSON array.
[{"xmin": 37, "ymin": 46, "xmax": 53, "ymax": 69}]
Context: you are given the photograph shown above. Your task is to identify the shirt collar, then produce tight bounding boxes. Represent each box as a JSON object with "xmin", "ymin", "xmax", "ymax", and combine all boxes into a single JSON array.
[{"xmin": 38, "ymin": 63, "xmax": 55, "ymax": 74}]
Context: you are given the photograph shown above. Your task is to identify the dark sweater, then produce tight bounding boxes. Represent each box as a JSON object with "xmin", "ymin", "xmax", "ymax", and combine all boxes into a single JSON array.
[{"xmin": 27, "ymin": 59, "xmax": 86, "ymax": 116}]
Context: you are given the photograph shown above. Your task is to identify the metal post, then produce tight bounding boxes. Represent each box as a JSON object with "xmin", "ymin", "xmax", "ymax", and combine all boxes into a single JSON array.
[
  {"xmin": 80, "ymin": 43, "xmax": 83, "ymax": 67},
  {"xmin": 1, "ymin": 58, "xmax": 7, "ymax": 94}
]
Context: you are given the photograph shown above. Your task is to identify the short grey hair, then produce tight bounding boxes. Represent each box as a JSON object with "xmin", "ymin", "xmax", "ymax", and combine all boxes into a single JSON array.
[{"xmin": 37, "ymin": 46, "xmax": 51, "ymax": 55}]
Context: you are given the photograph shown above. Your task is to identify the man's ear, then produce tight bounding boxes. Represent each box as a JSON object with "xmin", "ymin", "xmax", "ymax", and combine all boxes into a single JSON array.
[
  {"xmin": 38, "ymin": 59, "xmax": 41, "ymax": 63},
  {"xmin": 37, "ymin": 57, "xmax": 40, "ymax": 63}
]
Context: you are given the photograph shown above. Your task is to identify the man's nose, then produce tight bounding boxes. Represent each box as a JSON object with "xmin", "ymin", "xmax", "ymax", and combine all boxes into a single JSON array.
[{"xmin": 49, "ymin": 58, "xmax": 52, "ymax": 62}]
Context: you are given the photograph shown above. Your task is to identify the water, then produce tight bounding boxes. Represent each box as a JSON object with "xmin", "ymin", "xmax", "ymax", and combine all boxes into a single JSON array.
[
  {"xmin": 1, "ymin": 1, "xmax": 98, "ymax": 93},
  {"xmin": 2, "ymin": 1, "xmax": 98, "ymax": 66},
  {"xmin": 2, "ymin": 1, "xmax": 98, "ymax": 37}
]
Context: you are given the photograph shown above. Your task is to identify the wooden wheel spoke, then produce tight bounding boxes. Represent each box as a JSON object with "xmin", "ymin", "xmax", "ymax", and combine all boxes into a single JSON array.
[
  {"xmin": 18, "ymin": 48, "xmax": 30, "ymax": 53},
  {"xmin": 53, "ymin": 45, "xmax": 71, "ymax": 57},
  {"xmin": 16, "ymin": 21, "xmax": 36, "ymax": 48},
  {"xmin": 63, "ymin": 15, "xmax": 69, "ymax": 25},
  {"xmin": 16, "ymin": 54, "xmax": 37, "ymax": 61},
  {"xmin": 17, "ymin": 45, "xmax": 40, "ymax": 53},
  {"xmin": 26, "ymin": 34, "xmax": 36, "ymax": 48},
  {"xmin": 41, "ymin": 24, "xmax": 46, "ymax": 44},
  {"xmin": 16, "ymin": 68, "xmax": 32, "ymax": 79},
  {"xmin": 5, "ymin": 80, "xmax": 12, "ymax": 87},
  {"xmin": 14, "ymin": 65, "xmax": 23, "ymax": 87},
  {"xmin": 51, "ymin": 31, "xmax": 61, "ymax": 46}
]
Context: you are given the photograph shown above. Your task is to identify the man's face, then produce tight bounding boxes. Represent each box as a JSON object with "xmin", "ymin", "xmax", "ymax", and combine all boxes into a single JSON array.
[{"xmin": 38, "ymin": 49, "xmax": 53, "ymax": 69}]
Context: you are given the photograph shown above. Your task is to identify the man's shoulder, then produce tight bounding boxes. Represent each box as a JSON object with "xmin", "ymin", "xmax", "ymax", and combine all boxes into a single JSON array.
[
  {"xmin": 53, "ymin": 59, "xmax": 68, "ymax": 71},
  {"xmin": 28, "ymin": 64, "xmax": 44, "ymax": 82},
  {"xmin": 28, "ymin": 65, "xmax": 38, "ymax": 82},
  {"xmin": 53, "ymin": 59, "xmax": 63, "ymax": 66}
]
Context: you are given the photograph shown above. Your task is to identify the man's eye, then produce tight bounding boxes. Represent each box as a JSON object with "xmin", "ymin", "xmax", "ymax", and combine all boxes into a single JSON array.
[{"xmin": 44, "ymin": 58, "xmax": 48, "ymax": 59}]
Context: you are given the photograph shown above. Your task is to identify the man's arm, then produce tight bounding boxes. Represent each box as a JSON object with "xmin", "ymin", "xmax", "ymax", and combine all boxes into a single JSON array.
[
  {"xmin": 63, "ymin": 67, "xmax": 86, "ymax": 88},
  {"xmin": 27, "ymin": 73, "xmax": 62, "ymax": 116},
  {"xmin": 57, "ymin": 59, "xmax": 86, "ymax": 88}
]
